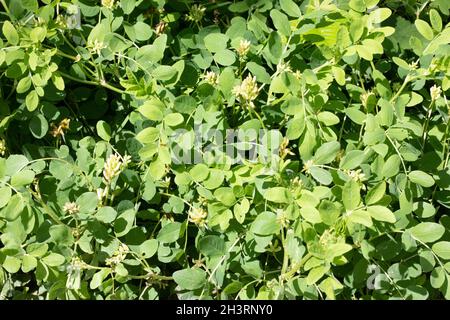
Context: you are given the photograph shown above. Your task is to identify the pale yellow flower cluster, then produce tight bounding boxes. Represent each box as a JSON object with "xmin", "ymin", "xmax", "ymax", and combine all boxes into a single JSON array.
[
  {"xmin": 188, "ymin": 207, "xmax": 208, "ymax": 227},
  {"xmin": 345, "ymin": 169, "xmax": 366, "ymax": 183},
  {"xmin": 103, "ymin": 153, "xmax": 131, "ymax": 183},
  {"xmin": 276, "ymin": 62, "xmax": 292, "ymax": 74},
  {"xmin": 279, "ymin": 137, "xmax": 294, "ymax": 158},
  {"xmin": 63, "ymin": 202, "xmax": 80, "ymax": 215},
  {"xmin": 105, "ymin": 243, "xmax": 129, "ymax": 266},
  {"xmin": 204, "ymin": 71, "xmax": 219, "ymax": 85},
  {"xmin": 360, "ymin": 91, "xmax": 374, "ymax": 108},
  {"xmin": 236, "ymin": 39, "xmax": 251, "ymax": 57},
  {"xmin": 430, "ymin": 85, "xmax": 442, "ymax": 101},
  {"xmin": 0, "ymin": 139, "xmax": 6, "ymax": 156},
  {"xmin": 232, "ymin": 75, "xmax": 259, "ymax": 107},
  {"xmin": 302, "ymin": 159, "xmax": 314, "ymax": 173},
  {"xmin": 186, "ymin": 4, "xmax": 206, "ymax": 22},
  {"xmin": 88, "ymin": 39, "xmax": 107, "ymax": 55},
  {"xmin": 101, "ymin": 0, "xmax": 117, "ymax": 10},
  {"xmin": 276, "ymin": 209, "xmax": 288, "ymax": 228}
]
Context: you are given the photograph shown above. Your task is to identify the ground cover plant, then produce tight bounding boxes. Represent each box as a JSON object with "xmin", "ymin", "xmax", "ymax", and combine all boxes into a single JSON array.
[{"xmin": 0, "ymin": 0, "xmax": 449, "ymax": 300}]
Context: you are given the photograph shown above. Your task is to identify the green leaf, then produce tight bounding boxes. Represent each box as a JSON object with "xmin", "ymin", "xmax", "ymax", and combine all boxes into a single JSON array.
[
  {"xmin": 96, "ymin": 206, "xmax": 117, "ymax": 224},
  {"xmin": 369, "ymin": 8, "xmax": 392, "ymax": 24},
  {"xmin": 365, "ymin": 181, "xmax": 386, "ymax": 205},
  {"xmin": 382, "ymin": 154, "xmax": 400, "ymax": 178},
  {"xmin": 247, "ymin": 62, "xmax": 271, "ymax": 84},
  {"xmin": 342, "ymin": 180, "xmax": 360, "ymax": 211},
  {"xmin": 21, "ymin": 255, "xmax": 37, "ymax": 273},
  {"xmin": 173, "ymin": 268, "xmax": 206, "ymax": 290},
  {"xmin": 142, "ymin": 180, "xmax": 156, "ymax": 202},
  {"xmin": 204, "ymin": 33, "xmax": 229, "ymax": 52},
  {"xmin": 286, "ymin": 117, "xmax": 305, "ymax": 140},
  {"xmin": 42, "ymin": 253, "xmax": 65, "ymax": 267},
  {"xmin": 189, "ymin": 164, "xmax": 209, "ymax": 182},
  {"xmin": 137, "ymin": 35, "xmax": 167, "ymax": 63},
  {"xmin": 152, "ymin": 65, "xmax": 177, "ymax": 81},
  {"xmin": 408, "ymin": 170, "xmax": 435, "ymax": 187},
  {"xmin": 327, "ymin": 243, "xmax": 352, "ymax": 259},
  {"xmin": 280, "ymin": 0, "xmax": 301, "ymax": 17},
  {"xmin": 11, "ymin": 169, "xmax": 35, "ymax": 187},
  {"xmin": 317, "ymin": 112, "xmax": 340, "ymax": 126},
  {"xmin": 367, "ymin": 205, "xmax": 396, "ymax": 223},
  {"xmin": 340, "ymin": 150, "xmax": 364, "ymax": 170},
  {"xmin": 356, "ymin": 45, "xmax": 373, "ymax": 61},
  {"xmin": 429, "ymin": 9, "xmax": 442, "ymax": 32},
  {"xmin": 264, "ymin": 187, "xmax": 290, "ymax": 203},
  {"xmin": 0, "ymin": 194, "xmax": 24, "ymax": 221},
  {"xmin": 29, "ymin": 114, "xmax": 48, "ymax": 139},
  {"xmin": 250, "ymin": 211, "xmax": 280, "ymax": 235},
  {"xmin": 349, "ymin": 0, "xmax": 366, "ymax": 12},
  {"xmin": 2, "ymin": 256, "xmax": 21, "ymax": 273},
  {"xmin": 134, "ymin": 21, "xmax": 153, "ymax": 41},
  {"xmin": 76, "ymin": 192, "xmax": 98, "ymax": 214},
  {"xmin": 174, "ymin": 95, "xmax": 197, "ymax": 114},
  {"xmin": 121, "ymin": 0, "xmax": 136, "ymax": 14},
  {"xmin": 234, "ymin": 198, "xmax": 249, "ymax": 224},
  {"xmin": 27, "ymin": 243, "xmax": 48, "ymax": 257},
  {"xmin": 313, "ymin": 141, "xmax": 340, "ymax": 165},
  {"xmin": 30, "ymin": 27, "xmax": 46, "ymax": 43},
  {"xmin": 138, "ymin": 239, "xmax": 158, "ymax": 258},
  {"xmin": 332, "ymin": 66, "xmax": 346, "ymax": 86},
  {"xmin": 198, "ymin": 235, "xmax": 225, "ymax": 257},
  {"xmin": 17, "ymin": 77, "xmax": 31, "ymax": 94},
  {"xmin": 410, "ymin": 222, "xmax": 445, "ymax": 243},
  {"xmin": 21, "ymin": 0, "xmax": 38, "ymax": 11},
  {"xmin": 432, "ymin": 242, "xmax": 450, "ymax": 260},
  {"xmin": 25, "ymin": 90, "xmax": 39, "ymax": 111},
  {"xmin": 138, "ymin": 99, "xmax": 164, "ymax": 121},
  {"xmin": 415, "ymin": 19, "xmax": 434, "ymax": 40},
  {"xmin": 309, "ymin": 166, "xmax": 333, "ymax": 185},
  {"xmin": 270, "ymin": 9, "xmax": 291, "ymax": 36},
  {"xmin": 164, "ymin": 113, "xmax": 184, "ymax": 127},
  {"xmin": 90, "ymin": 269, "xmax": 110, "ymax": 289},
  {"xmin": 136, "ymin": 127, "xmax": 160, "ymax": 144},
  {"xmin": 157, "ymin": 222, "xmax": 181, "ymax": 243},
  {"xmin": 214, "ymin": 187, "xmax": 236, "ymax": 206},
  {"xmin": 319, "ymin": 200, "xmax": 340, "ymax": 226},
  {"xmin": 49, "ymin": 225, "xmax": 74, "ymax": 247},
  {"xmin": 2, "ymin": 21, "xmax": 19, "ymax": 45},
  {"xmin": 96, "ymin": 120, "xmax": 111, "ymax": 141},
  {"xmin": 0, "ymin": 186, "xmax": 12, "ymax": 209},
  {"xmin": 347, "ymin": 209, "xmax": 373, "ymax": 227},
  {"xmin": 306, "ymin": 265, "xmax": 328, "ymax": 285},
  {"xmin": 213, "ymin": 49, "xmax": 236, "ymax": 66},
  {"xmin": 114, "ymin": 209, "xmax": 136, "ymax": 237}
]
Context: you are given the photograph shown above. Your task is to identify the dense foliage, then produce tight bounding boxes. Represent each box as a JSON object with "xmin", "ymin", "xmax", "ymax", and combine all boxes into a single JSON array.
[{"xmin": 0, "ymin": 0, "xmax": 449, "ymax": 300}]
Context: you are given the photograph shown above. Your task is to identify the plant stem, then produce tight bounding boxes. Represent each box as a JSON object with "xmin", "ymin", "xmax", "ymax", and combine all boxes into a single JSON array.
[
  {"xmin": 281, "ymin": 252, "xmax": 312, "ymax": 280},
  {"xmin": 59, "ymin": 71, "xmax": 127, "ymax": 95},
  {"xmin": 0, "ymin": 0, "xmax": 11, "ymax": 16},
  {"xmin": 421, "ymin": 100, "xmax": 435, "ymax": 154},
  {"xmin": 390, "ymin": 74, "xmax": 411, "ymax": 103}
]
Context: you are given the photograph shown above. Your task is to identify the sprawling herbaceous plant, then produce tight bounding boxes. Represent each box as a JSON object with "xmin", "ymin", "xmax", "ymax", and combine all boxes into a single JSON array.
[{"xmin": 0, "ymin": 0, "xmax": 449, "ymax": 300}]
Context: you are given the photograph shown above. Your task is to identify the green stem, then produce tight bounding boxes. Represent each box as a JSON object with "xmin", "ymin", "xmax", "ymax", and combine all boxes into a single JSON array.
[
  {"xmin": 59, "ymin": 71, "xmax": 99, "ymax": 86},
  {"xmin": 421, "ymin": 100, "xmax": 435, "ymax": 154},
  {"xmin": 280, "ymin": 228, "xmax": 289, "ymax": 277},
  {"xmin": 389, "ymin": 75, "xmax": 418, "ymax": 104},
  {"xmin": 282, "ymin": 252, "xmax": 312, "ymax": 280},
  {"xmin": 59, "ymin": 72, "xmax": 127, "ymax": 95},
  {"xmin": 386, "ymin": 133, "xmax": 408, "ymax": 175},
  {"xmin": 0, "ymin": 0, "xmax": 11, "ymax": 16}
]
